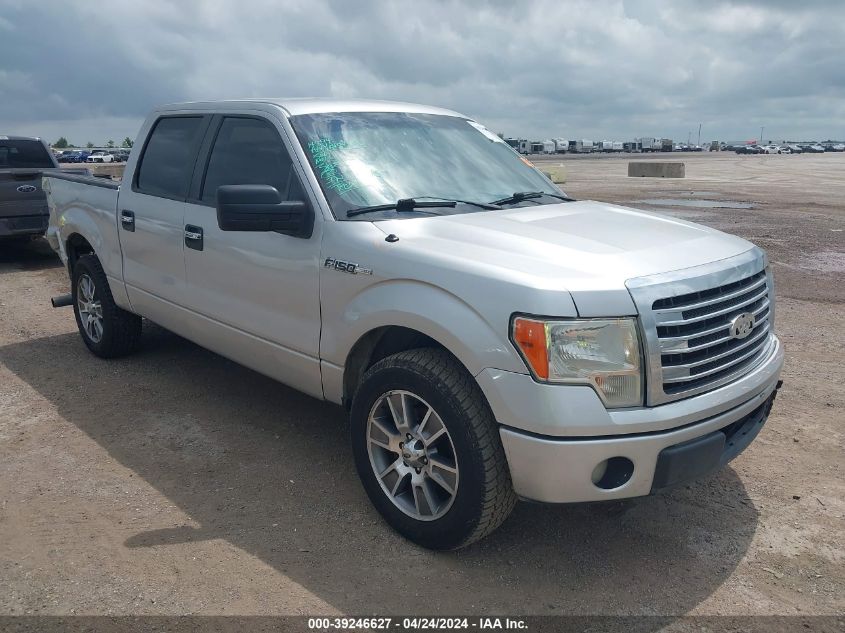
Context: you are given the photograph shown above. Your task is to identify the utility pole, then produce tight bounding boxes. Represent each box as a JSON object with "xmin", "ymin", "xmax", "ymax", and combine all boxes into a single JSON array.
[
  {"xmin": 760, "ymin": 126, "xmax": 764, "ymax": 144},
  {"xmin": 697, "ymin": 123, "xmax": 702, "ymax": 147}
]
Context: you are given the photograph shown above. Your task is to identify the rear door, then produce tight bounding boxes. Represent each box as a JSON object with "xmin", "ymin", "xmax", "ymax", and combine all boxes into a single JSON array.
[
  {"xmin": 117, "ymin": 114, "xmax": 211, "ymax": 330},
  {"xmin": 180, "ymin": 112, "xmax": 323, "ymax": 398},
  {"xmin": 0, "ymin": 138, "xmax": 56, "ymax": 236}
]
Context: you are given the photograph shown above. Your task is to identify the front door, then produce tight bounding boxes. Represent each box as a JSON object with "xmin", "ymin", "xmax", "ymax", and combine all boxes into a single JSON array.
[{"xmin": 181, "ymin": 113, "xmax": 323, "ymax": 399}]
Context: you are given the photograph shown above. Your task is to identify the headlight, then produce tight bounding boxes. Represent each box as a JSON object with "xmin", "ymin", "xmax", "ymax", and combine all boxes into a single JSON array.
[{"xmin": 511, "ymin": 316, "xmax": 643, "ymax": 407}]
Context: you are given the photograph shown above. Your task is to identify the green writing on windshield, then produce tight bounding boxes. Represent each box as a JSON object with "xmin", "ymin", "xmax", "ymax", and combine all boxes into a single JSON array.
[{"xmin": 308, "ymin": 138, "xmax": 358, "ymax": 194}]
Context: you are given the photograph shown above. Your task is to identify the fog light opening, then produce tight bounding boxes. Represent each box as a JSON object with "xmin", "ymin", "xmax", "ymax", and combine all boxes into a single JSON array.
[{"xmin": 591, "ymin": 457, "xmax": 634, "ymax": 490}]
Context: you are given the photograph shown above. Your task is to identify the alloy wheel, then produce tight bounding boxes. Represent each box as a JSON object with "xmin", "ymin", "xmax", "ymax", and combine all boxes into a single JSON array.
[
  {"xmin": 77, "ymin": 273, "xmax": 103, "ymax": 343},
  {"xmin": 366, "ymin": 390, "xmax": 459, "ymax": 521}
]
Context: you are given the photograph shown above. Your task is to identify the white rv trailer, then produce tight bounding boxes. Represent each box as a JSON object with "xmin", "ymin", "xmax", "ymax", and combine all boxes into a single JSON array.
[
  {"xmin": 570, "ymin": 139, "xmax": 594, "ymax": 153},
  {"xmin": 638, "ymin": 137, "xmax": 662, "ymax": 152}
]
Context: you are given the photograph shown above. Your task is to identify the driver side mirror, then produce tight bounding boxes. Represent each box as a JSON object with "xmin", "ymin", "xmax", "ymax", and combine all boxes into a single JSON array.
[{"xmin": 216, "ymin": 184, "xmax": 314, "ymax": 238}]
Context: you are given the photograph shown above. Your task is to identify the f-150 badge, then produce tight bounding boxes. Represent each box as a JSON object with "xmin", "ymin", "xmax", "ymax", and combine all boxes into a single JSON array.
[{"xmin": 324, "ymin": 257, "xmax": 372, "ymax": 275}]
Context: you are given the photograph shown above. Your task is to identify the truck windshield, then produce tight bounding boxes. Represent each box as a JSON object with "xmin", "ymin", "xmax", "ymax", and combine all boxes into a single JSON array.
[
  {"xmin": 0, "ymin": 139, "xmax": 55, "ymax": 169},
  {"xmin": 290, "ymin": 112, "xmax": 561, "ymax": 220}
]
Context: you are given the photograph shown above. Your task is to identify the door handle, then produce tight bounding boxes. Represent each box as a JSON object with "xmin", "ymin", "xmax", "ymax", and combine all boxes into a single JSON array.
[
  {"xmin": 120, "ymin": 209, "xmax": 135, "ymax": 232},
  {"xmin": 184, "ymin": 224, "xmax": 203, "ymax": 251}
]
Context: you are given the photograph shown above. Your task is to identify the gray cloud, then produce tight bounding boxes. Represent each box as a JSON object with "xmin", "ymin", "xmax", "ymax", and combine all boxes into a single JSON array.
[{"xmin": 1, "ymin": 0, "xmax": 843, "ymax": 144}]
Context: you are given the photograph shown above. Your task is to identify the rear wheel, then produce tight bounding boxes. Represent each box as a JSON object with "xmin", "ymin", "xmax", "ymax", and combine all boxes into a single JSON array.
[
  {"xmin": 72, "ymin": 254, "xmax": 142, "ymax": 358},
  {"xmin": 351, "ymin": 348, "xmax": 516, "ymax": 549}
]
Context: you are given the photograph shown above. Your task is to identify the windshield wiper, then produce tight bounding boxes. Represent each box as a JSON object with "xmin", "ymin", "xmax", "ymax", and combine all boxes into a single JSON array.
[
  {"xmin": 490, "ymin": 191, "xmax": 575, "ymax": 206},
  {"xmin": 347, "ymin": 198, "xmax": 457, "ymax": 218},
  {"xmin": 412, "ymin": 196, "xmax": 503, "ymax": 211}
]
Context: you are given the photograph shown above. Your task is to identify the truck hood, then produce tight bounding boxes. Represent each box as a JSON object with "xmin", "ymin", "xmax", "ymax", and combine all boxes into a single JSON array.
[{"xmin": 375, "ymin": 200, "xmax": 756, "ymax": 316}]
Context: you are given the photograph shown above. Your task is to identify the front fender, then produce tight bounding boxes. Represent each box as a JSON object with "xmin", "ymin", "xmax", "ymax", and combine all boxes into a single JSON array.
[{"xmin": 321, "ymin": 278, "xmax": 528, "ymax": 385}]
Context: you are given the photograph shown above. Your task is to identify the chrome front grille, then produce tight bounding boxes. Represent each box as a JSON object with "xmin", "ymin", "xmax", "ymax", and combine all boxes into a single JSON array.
[
  {"xmin": 626, "ymin": 248, "xmax": 776, "ymax": 405},
  {"xmin": 652, "ymin": 270, "xmax": 771, "ymax": 395}
]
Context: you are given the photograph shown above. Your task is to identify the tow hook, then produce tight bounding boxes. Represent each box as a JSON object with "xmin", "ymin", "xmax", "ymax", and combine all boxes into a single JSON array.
[
  {"xmin": 766, "ymin": 380, "xmax": 784, "ymax": 414},
  {"xmin": 51, "ymin": 294, "xmax": 73, "ymax": 308}
]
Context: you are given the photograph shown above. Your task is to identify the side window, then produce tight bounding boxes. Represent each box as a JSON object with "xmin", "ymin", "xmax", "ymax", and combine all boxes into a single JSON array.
[
  {"xmin": 201, "ymin": 117, "xmax": 300, "ymax": 204},
  {"xmin": 136, "ymin": 116, "xmax": 205, "ymax": 199}
]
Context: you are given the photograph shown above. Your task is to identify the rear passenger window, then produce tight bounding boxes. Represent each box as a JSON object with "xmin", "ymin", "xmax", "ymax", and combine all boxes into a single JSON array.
[
  {"xmin": 136, "ymin": 116, "xmax": 205, "ymax": 199},
  {"xmin": 201, "ymin": 117, "xmax": 300, "ymax": 204}
]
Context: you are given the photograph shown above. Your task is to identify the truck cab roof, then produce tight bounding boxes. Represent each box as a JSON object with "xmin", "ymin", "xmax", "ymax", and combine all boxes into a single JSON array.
[{"xmin": 155, "ymin": 98, "xmax": 465, "ymax": 118}]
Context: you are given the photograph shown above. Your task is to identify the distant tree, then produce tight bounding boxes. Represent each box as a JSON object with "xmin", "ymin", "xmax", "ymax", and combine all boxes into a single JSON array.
[
  {"xmin": 106, "ymin": 139, "xmax": 115, "ymax": 148},
  {"xmin": 121, "ymin": 137, "xmax": 134, "ymax": 148},
  {"xmin": 497, "ymin": 132, "xmax": 505, "ymax": 139},
  {"xmin": 54, "ymin": 137, "xmax": 69, "ymax": 148},
  {"xmin": 86, "ymin": 141, "xmax": 94, "ymax": 148},
  {"xmin": 68, "ymin": 144, "xmax": 76, "ymax": 148}
]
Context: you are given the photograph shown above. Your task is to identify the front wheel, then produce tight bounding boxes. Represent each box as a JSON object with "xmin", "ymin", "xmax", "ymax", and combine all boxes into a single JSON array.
[{"xmin": 351, "ymin": 348, "xmax": 516, "ymax": 549}]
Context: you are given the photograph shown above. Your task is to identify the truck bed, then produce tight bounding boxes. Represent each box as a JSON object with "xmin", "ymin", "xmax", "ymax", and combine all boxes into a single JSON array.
[
  {"xmin": 43, "ymin": 169, "xmax": 119, "ymax": 190},
  {"xmin": 42, "ymin": 171, "xmax": 121, "ymax": 272}
]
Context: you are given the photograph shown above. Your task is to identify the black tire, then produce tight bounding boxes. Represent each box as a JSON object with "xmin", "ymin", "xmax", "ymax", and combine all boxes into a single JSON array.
[
  {"xmin": 71, "ymin": 254, "xmax": 142, "ymax": 358},
  {"xmin": 350, "ymin": 348, "xmax": 517, "ymax": 549}
]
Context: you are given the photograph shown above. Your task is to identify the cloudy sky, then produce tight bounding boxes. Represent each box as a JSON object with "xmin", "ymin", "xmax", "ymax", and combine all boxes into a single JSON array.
[{"xmin": 1, "ymin": 0, "xmax": 843, "ymax": 145}]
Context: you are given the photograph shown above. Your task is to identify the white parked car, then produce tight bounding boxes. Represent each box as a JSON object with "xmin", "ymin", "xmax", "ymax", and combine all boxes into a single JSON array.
[
  {"xmin": 761, "ymin": 145, "xmax": 784, "ymax": 154},
  {"xmin": 86, "ymin": 151, "xmax": 115, "ymax": 163}
]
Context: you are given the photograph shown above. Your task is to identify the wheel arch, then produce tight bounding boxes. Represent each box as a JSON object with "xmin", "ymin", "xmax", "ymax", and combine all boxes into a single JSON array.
[
  {"xmin": 342, "ymin": 325, "xmax": 460, "ymax": 409},
  {"xmin": 58, "ymin": 209, "xmax": 105, "ymax": 277},
  {"xmin": 57, "ymin": 204, "xmax": 132, "ymax": 310},
  {"xmin": 65, "ymin": 232, "xmax": 95, "ymax": 275}
]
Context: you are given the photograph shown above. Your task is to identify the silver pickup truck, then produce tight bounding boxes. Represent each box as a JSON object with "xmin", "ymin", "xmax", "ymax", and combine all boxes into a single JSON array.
[{"xmin": 43, "ymin": 99, "xmax": 783, "ymax": 549}]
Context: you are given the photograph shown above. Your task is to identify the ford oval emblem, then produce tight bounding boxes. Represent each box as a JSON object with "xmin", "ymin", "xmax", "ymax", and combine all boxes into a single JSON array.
[
  {"xmin": 16, "ymin": 184, "xmax": 37, "ymax": 193},
  {"xmin": 729, "ymin": 312, "xmax": 756, "ymax": 340}
]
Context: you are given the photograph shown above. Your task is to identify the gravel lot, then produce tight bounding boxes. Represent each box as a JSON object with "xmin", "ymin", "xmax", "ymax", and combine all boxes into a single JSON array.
[{"xmin": 1, "ymin": 152, "xmax": 842, "ymax": 619}]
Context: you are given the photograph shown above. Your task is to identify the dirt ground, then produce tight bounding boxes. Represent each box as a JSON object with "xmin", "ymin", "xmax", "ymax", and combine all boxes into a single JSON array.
[{"xmin": 0, "ymin": 152, "xmax": 842, "ymax": 620}]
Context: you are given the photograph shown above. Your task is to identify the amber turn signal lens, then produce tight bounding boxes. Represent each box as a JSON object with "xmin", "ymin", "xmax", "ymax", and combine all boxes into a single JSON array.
[{"xmin": 512, "ymin": 317, "xmax": 549, "ymax": 379}]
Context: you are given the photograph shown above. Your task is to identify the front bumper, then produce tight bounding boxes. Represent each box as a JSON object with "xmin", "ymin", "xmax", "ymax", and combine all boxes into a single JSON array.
[{"xmin": 491, "ymin": 334, "xmax": 783, "ymax": 503}]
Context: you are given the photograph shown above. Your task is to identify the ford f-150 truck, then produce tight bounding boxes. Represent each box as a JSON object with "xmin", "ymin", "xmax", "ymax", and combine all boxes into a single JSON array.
[
  {"xmin": 43, "ymin": 99, "xmax": 783, "ymax": 549},
  {"xmin": 1, "ymin": 136, "xmax": 83, "ymax": 240}
]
